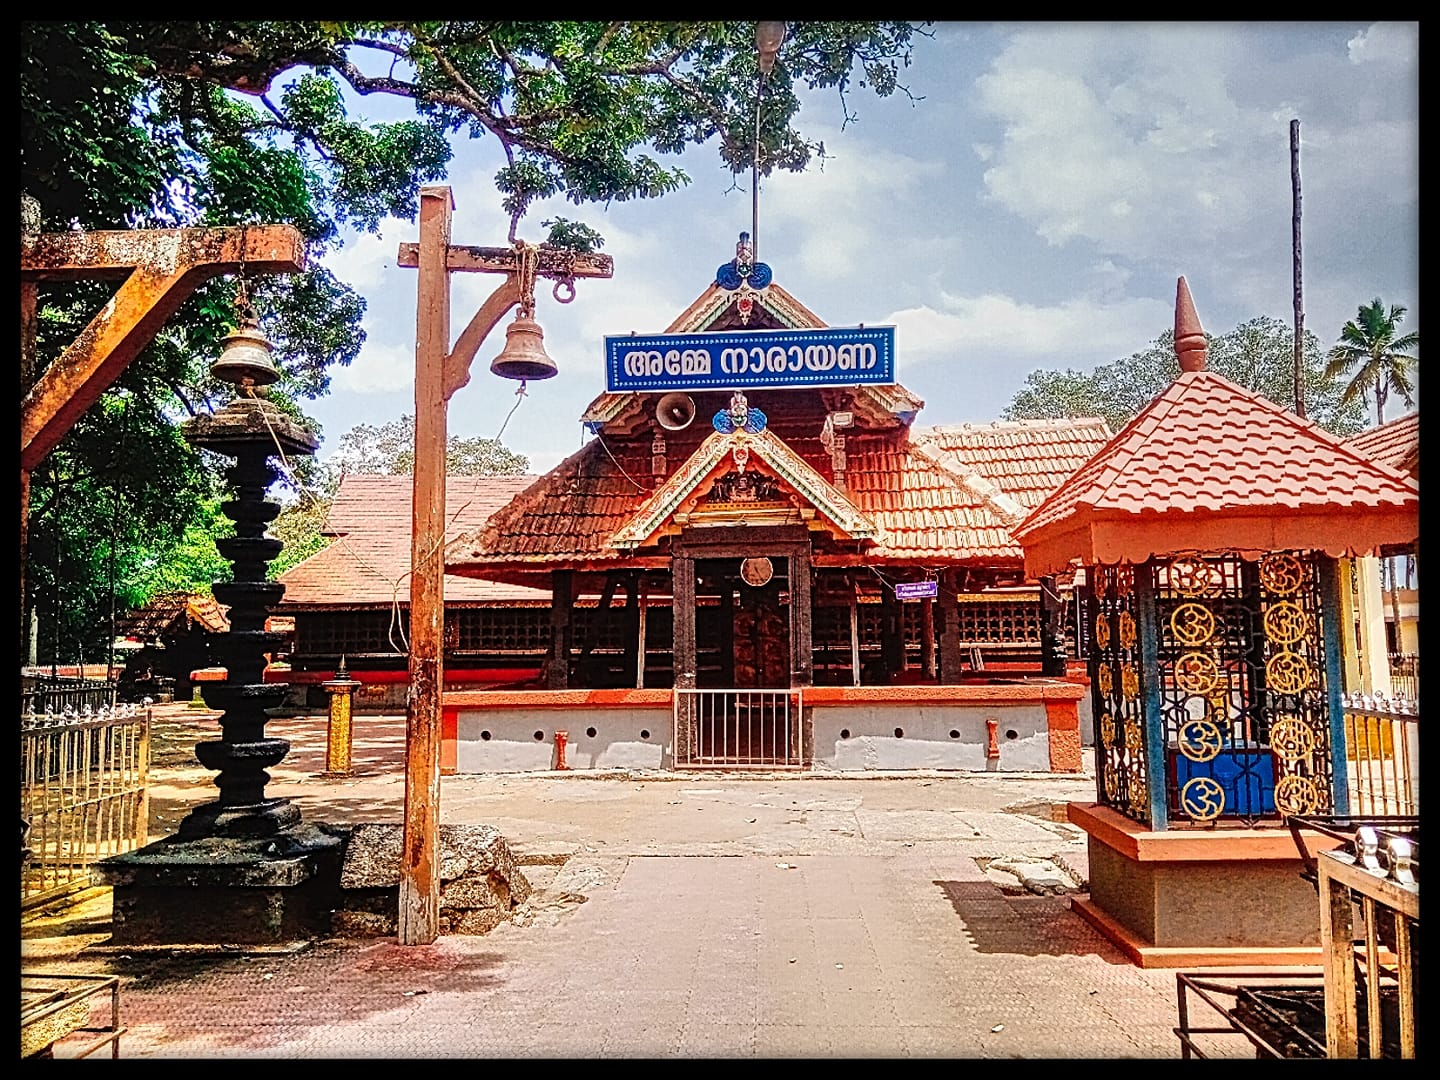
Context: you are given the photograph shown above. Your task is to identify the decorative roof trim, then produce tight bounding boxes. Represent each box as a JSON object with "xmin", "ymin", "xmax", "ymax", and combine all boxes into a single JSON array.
[{"xmin": 610, "ymin": 427, "xmax": 880, "ymax": 550}]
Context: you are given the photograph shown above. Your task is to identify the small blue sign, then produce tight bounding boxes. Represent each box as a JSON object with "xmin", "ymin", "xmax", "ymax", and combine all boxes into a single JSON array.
[
  {"xmin": 604, "ymin": 326, "xmax": 896, "ymax": 393},
  {"xmin": 895, "ymin": 580, "xmax": 939, "ymax": 601}
]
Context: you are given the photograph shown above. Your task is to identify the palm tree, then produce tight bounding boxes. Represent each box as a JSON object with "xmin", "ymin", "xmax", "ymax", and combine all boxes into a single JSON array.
[{"xmin": 1324, "ymin": 298, "xmax": 1419, "ymax": 425}]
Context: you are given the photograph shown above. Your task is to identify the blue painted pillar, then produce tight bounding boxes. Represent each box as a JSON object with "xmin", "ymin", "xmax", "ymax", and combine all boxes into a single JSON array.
[
  {"xmin": 1318, "ymin": 555, "xmax": 1350, "ymax": 816},
  {"xmin": 1135, "ymin": 561, "xmax": 1168, "ymax": 830}
]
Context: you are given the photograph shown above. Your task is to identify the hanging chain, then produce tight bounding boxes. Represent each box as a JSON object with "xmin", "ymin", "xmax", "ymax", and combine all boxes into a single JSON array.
[
  {"xmin": 515, "ymin": 240, "xmax": 539, "ymax": 318},
  {"xmin": 234, "ymin": 224, "xmax": 257, "ymax": 329}
]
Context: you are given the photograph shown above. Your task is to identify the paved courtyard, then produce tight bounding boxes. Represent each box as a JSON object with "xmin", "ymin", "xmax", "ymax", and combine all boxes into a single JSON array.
[{"xmin": 21, "ymin": 706, "xmax": 1267, "ymax": 1058}]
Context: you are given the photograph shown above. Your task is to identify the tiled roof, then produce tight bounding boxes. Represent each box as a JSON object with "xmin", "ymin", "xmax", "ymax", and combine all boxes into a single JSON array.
[
  {"xmin": 117, "ymin": 592, "xmax": 230, "ymax": 638},
  {"xmin": 849, "ymin": 419, "xmax": 1113, "ymax": 561},
  {"xmin": 447, "ymin": 440, "xmax": 648, "ymax": 572},
  {"xmin": 611, "ymin": 428, "xmax": 878, "ymax": 550},
  {"xmin": 278, "ymin": 473, "xmax": 549, "ymax": 606},
  {"xmin": 448, "ymin": 417, "xmax": 1114, "ymax": 570},
  {"xmin": 1345, "ymin": 411, "xmax": 1418, "ymax": 476},
  {"xmin": 1013, "ymin": 370, "xmax": 1421, "ymax": 577}
]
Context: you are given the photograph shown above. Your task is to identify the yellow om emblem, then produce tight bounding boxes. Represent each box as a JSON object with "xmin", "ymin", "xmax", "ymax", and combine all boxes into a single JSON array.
[
  {"xmin": 1259, "ymin": 553, "xmax": 1305, "ymax": 596},
  {"xmin": 1170, "ymin": 602, "xmax": 1218, "ymax": 647},
  {"xmin": 1266, "ymin": 651, "xmax": 1313, "ymax": 694}
]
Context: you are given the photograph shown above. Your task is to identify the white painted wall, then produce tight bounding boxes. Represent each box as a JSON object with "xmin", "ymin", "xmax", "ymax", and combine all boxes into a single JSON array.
[
  {"xmin": 455, "ymin": 707, "xmax": 673, "ymax": 772},
  {"xmin": 810, "ymin": 703, "xmax": 1052, "ymax": 772}
]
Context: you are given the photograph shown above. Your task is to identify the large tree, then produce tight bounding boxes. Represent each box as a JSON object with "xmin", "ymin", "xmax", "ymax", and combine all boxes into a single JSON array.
[
  {"xmin": 1003, "ymin": 316, "xmax": 1368, "ymax": 437},
  {"xmin": 1323, "ymin": 298, "xmax": 1419, "ymax": 425},
  {"xmin": 21, "ymin": 20, "xmax": 928, "ymax": 664}
]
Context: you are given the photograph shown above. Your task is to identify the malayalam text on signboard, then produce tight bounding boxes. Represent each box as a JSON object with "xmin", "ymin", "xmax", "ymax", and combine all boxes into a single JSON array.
[
  {"xmin": 604, "ymin": 326, "xmax": 895, "ymax": 393},
  {"xmin": 894, "ymin": 580, "xmax": 939, "ymax": 601}
]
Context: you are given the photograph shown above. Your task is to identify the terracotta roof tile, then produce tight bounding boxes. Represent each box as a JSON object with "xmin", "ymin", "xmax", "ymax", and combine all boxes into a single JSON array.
[
  {"xmin": 1345, "ymin": 411, "xmax": 1418, "ymax": 476},
  {"xmin": 448, "ymin": 415, "xmax": 1114, "ymax": 571},
  {"xmin": 278, "ymin": 474, "xmax": 548, "ymax": 606},
  {"xmin": 1014, "ymin": 371, "xmax": 1420, "ymax": 576}
]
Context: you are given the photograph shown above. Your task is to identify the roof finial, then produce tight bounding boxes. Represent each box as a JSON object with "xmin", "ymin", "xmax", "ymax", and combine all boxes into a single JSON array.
[{"xmin": 1174, "ymin": 276, "xmax": 1208, "ymax": 373}]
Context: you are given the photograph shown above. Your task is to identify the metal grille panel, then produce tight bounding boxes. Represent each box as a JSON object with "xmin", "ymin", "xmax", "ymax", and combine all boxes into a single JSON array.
[
  {"xmin": 21, "ymin": 707, "xmax": 150, "ymax": 907},
  {"xmin": 1088, "ymin": 564, "xmax": 1150, "ymax": 823},
  {"xmin": 673, "ymin": 689, "xmax": 803, "ymax": 769}
]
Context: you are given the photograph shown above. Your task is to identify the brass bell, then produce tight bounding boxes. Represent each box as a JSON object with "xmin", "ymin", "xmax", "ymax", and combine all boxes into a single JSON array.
[
  {"xmin": 490, "ymin": 313, "xmax": 558, "ymax": 382},
  {"xmin": 209, "ymin": 323, "xmax": 281, "ymax": 388}
]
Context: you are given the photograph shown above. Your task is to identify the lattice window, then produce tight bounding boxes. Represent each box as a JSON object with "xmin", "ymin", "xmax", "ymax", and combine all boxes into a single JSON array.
[
  {"xmin": 953, "ymin": 596, "xmax": 1043, "ymax": 646},
  {"xmin": 451, "ymin": 607, "xmax": 549, "ymax": 653},
  {"xmin": 1154, "ymin": 552, "xmax": 1333, "ymax": 828},
  {"xmin": 295, "ymin": 611, "xmax": 406, "ymax": 656},
  {"xmin": 812, "ymin": 606, "xmax": 852, "ymax": 650}
]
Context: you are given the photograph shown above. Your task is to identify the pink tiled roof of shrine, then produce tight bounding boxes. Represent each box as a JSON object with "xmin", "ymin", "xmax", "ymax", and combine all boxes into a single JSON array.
[{"xmin": 1013, "ymin": 278, "xmax": 1420, "ymax": 577}]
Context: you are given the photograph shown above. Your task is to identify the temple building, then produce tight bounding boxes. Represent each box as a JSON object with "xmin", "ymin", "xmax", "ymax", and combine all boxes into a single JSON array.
[{"xmin": 422, "ymin": 239, "xmax": 1111, "ymax": 772}]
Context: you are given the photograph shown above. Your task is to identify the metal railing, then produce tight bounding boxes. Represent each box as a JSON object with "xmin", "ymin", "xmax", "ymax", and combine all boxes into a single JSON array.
[
  {"xmin": 1341, "ymin": 692, "xmax": 1419, "ymax": 817},
  {"xmin": 21, "ymin": 703, "xmax": 150, "ymax": 908},
  {"xmin": 674, "ymin": 688, "xmax": 804, "ymax": 769},
  {"xmin": 21, "ymin": 674, "xmax": 118, "ymax": 717},
  {"xmin": 1387, "ymin": 653, "xmax": 1418, "ymax": 702}
]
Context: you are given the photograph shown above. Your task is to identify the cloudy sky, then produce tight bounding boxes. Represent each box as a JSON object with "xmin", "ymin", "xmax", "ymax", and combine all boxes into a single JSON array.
[{"xmin": 308, "ymin": 21, "xmax": 1420, "ymax": 476}]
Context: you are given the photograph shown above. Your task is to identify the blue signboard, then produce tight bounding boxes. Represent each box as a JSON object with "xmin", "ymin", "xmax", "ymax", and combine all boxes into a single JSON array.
[
  {"xmin": 604, "ymin": 326, "xmax": 896, "ymax": 393},
  {"xmin": 895, "ymin": 580, "xmax": 939, "ymax": 601}
]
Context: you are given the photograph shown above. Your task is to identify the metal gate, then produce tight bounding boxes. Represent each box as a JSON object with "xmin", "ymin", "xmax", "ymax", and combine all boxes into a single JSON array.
[
  {"xmin": 673, "ymin": 689, "xmax": 804, "ymax": 769},
  {"xmin": 21, "ymin": 705, "xmax": 150, "ymax": 907}
]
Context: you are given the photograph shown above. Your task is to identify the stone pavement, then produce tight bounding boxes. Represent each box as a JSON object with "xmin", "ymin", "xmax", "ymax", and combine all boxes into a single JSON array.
[{"xmin": 21, "ymin": 705, "xmax": 1259, "ymax": 1059}]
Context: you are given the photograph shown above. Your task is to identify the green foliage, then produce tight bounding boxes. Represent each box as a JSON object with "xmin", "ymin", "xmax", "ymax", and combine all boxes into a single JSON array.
[
  {"xmin": 328, "ymin": 414, "xmax": 530, "ymax": 477},
  {"xmin": 1323, "ymin": 299, "xmax": 1419, "ymax": 425},
  {"xmin": 267, "ymin": 495, "xmax": 334, "ymax": 580},
  {"xmin": 1002, "ymin": 317, "xmax": 1368, "ymax": 438},
  {"xmin": 21, "ymin": 19, "xmax": 925, "ymax": 662}
]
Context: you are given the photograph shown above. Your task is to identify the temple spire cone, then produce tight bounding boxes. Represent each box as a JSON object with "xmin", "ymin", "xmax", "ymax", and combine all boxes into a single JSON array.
[{"xmin": 1174, "ymin": 275, "xmax": 1209, "ymax": 372}]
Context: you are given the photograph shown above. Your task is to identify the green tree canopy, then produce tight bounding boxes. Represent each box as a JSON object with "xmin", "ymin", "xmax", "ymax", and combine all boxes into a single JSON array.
[
  {"xmin": 328, "ymin": 415, "xmax": 530, "ymax": 477},
  {"xmin": 21, "ymin": 20, "xmax": 927, "ymax": 664},
  {"xmin": 1323, "ymin": 298, "xmax": 1419, "ymax": 425},
  {"xmin": 1002, "ymin": 316, "xmax": 1368, "ymax": 438}
]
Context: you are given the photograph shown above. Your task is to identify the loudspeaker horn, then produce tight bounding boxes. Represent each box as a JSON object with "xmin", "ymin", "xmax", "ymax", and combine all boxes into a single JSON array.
[{"xmin": 655, "ymin": 392, "xmax": 696, "ymax": 431}]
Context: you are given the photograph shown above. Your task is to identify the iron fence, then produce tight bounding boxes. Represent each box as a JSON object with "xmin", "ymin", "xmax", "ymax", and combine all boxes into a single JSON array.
[
  {"xmin": 21, "ymin": 703, "xmax": 150, "ymax": 907},
  {"xmin": 1387, "ymin": 654, "xmax": 1418, "ymax": 702},
  {"xmin": 674, "ymin": 688, "xmax": 804, "ymax": 769},
  {"xmin": 21, "ymin": 674, "xmax": 117, "ymax": 717},
  {"xmin": 1340, "ymin": 692, "xmax": 1419, "ymax": 818}
]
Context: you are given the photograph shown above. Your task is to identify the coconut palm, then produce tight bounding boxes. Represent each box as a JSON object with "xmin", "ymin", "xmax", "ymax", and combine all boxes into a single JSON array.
[{"xmin": 1324, "ymin": 298, "xmax": 1420, "ymax": 425}]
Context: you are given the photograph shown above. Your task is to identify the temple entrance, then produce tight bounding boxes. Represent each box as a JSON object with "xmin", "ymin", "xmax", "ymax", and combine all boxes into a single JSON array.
[
  {"xmin": 672, "ymin": 534, "xmax": 812, "ymax": 769},
  {"xmin": 695, "ymin": 556, "xmax": 790, "ymax": 689}
]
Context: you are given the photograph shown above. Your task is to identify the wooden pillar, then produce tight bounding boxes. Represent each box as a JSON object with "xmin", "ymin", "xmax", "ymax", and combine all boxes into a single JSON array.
[
  {"xmin": 400, "ymin": 186, "xmax": 451, "ymax": 944},
  {"xmin": 547, "ymin": 569, "xmax": 574, "ymax": 690},
  {"xmin": 938, "ymin": 568, "xmax": 962, "ymax": 685},
  {"xmin": 672, "ymin": 554, "xmax": 696, "ymax": 764},
  {"xmin": 880, "ymin": 579, "xmax": 903, "ymax": 680},
  {"xmin": 848, "ymin": 574, "xmax": 861, "ymax": 687},
  {"xmin": 789, "ymin": 544, "xmax": 813, "ymax": 688},
  {"xmin": 672, "ymin": 555, "xmax": 696, "ymax": 689},
  {"xmin": 921, "ymin": 597, "xmax": 937, "ymax": 680},
  {"xmin": 635, "ymin": 573, "xmax": 648, "ymax": 689},
  {"xmin": 623, "ymin": 571, "xmax": 640, "ymax": 691}
]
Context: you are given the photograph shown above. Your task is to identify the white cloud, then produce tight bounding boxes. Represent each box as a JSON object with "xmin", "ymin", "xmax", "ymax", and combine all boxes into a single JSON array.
[
  {"xmin": 886, "ymin": 291, "xmax": 1174, "ymax": 369},
  {"xmin": 1347, "ymin": 22, "xmax": 1419, "ymax": 65},
  {"xmin": 763, "ymin": 128, "xmax": 945, "ymax": 280},
  {"xmin": 320, "ymin": 223, "xmax": 403, "ymax": 293},
  {"xmin": 330, "ymin": 339, "xmax": 416, "ymax": 395}
]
